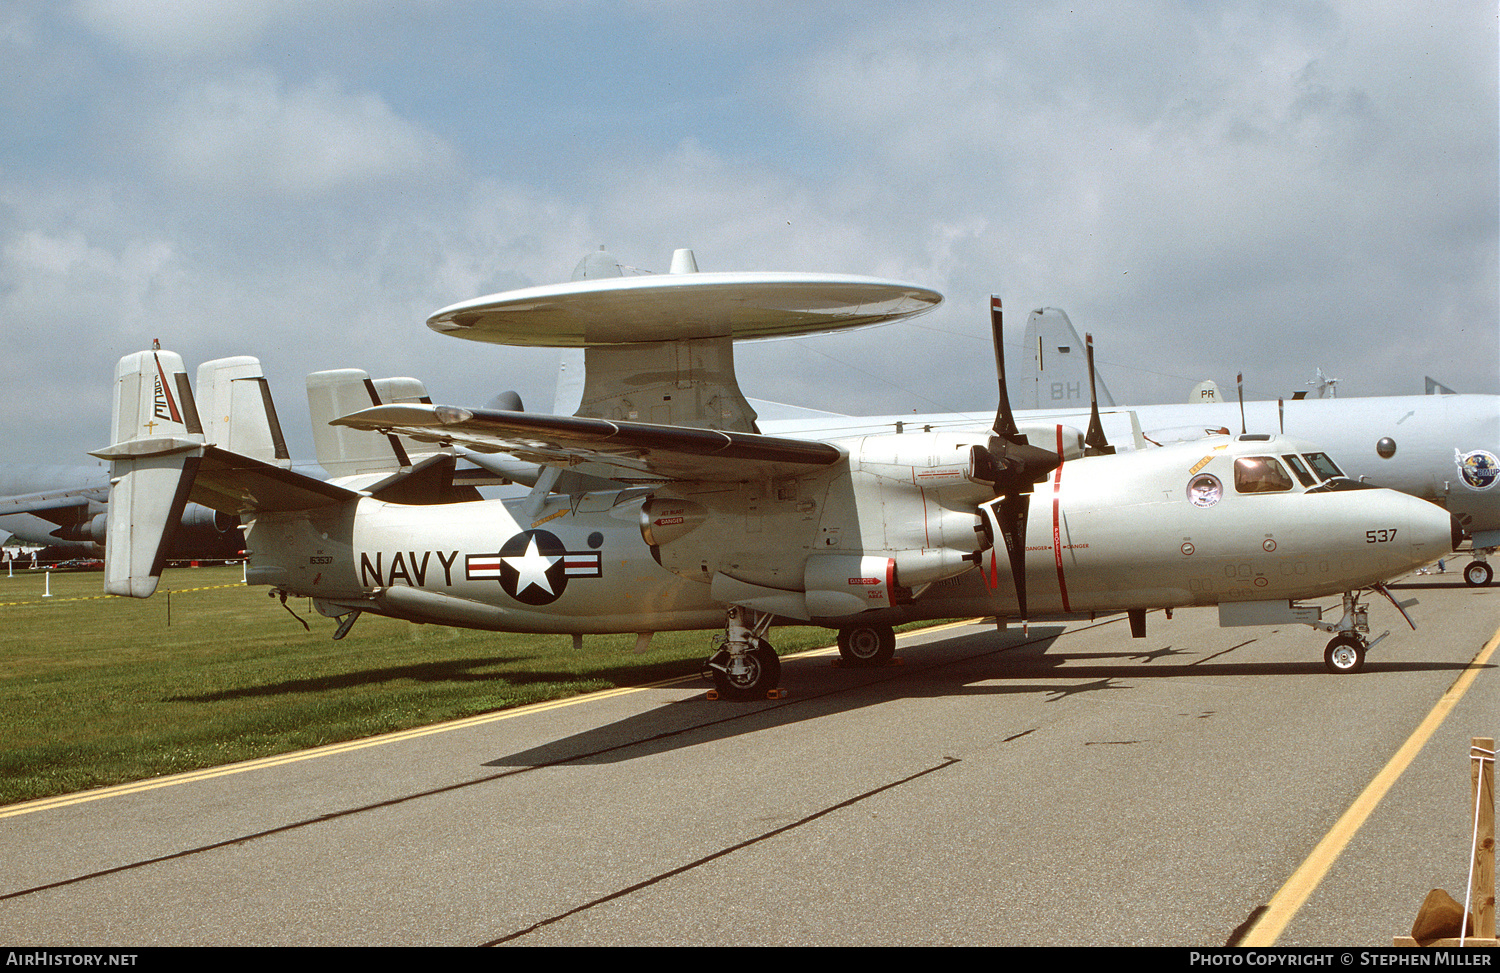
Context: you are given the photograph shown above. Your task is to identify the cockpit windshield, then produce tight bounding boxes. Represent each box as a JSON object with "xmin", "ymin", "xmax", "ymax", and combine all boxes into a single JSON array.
[
  {"xmin": 1299, "ymin": 450, "xmax": 1375, "ymax": 492},
  {"xmin": 1281, "ymin": 454, "xmax": 1317, "ymax": 488},
  {"xmin": 1234, "ymin": 456, "xmax": 1295, "ymax": 493},
  {"xmin": 1303, "ymin": 452, "xmax": 1344, "ymax": 482}
]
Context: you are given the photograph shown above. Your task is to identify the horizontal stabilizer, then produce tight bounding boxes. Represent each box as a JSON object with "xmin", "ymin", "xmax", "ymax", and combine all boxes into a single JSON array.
[{"xmin": 190, "ymin": 445, "xmax": 361, "ymax": 515}]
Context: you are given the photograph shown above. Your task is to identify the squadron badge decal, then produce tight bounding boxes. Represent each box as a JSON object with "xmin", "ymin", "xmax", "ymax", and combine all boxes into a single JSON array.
[
  {"xmin": 467, "ymin": 529, "xmax": 602, "ymax": 605},
  {"xmin": 1187, "ymin": 472, "xmax": 1223, "ymax": 508},
  {"xmin": 1456, "ymin": 449, "xmax": 1500, "ymax": 492}
]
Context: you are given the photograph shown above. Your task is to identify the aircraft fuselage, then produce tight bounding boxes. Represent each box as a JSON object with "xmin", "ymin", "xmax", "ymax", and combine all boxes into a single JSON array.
[{"xmin": 243, "ymin": 433, "xmax": 1457, "ymax": 635}]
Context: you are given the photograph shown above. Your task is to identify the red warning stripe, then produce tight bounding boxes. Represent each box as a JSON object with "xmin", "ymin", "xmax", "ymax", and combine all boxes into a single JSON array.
[
  {"xmin": 1052, "ymin": 425, "xmax": 1070, "ymax": 613},
  {"xmin": 153, "ymin": 353, "xmax": 182, "ymax": 424}
]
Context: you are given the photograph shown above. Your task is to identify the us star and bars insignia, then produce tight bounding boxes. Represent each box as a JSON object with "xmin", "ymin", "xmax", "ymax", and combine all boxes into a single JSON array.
[{"xmin": 466, "ymin": 529, "xmax": 602, "ymax": 606}]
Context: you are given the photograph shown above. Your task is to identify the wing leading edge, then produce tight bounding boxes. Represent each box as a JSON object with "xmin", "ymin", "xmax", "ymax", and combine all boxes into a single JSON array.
[{"xmin": 331, "ymin": 403, "xmax": 845, "ymax": 483}]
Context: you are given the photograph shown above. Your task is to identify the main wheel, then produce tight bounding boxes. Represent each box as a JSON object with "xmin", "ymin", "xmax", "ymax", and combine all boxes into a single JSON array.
[
  {"xmin": 1464, "ymin": 561, "xmax": 1493, "ymax": 587},
  {"xmin": 711, "ymin": 642, "xmax": 781, "ymax": 700},
  {"xmin": 837, "ymin": 624, "xmax": 896, "ymax": 666},
  {"xmin": 1323, "ymin": 635, "xmax": 1366, "ymax": 674}
]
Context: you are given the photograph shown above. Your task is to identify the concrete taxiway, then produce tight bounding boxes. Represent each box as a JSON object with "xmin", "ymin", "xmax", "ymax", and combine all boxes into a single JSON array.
[{"xmin": 2, "ymin": 575, "xmax": 1495, "ymax": 946}]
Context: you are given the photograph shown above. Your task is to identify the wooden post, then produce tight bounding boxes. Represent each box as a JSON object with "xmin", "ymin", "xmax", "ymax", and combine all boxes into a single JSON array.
[
  {"xmin": 1472, "ymin": 737, "xmax": 1495, "ymax": 941},
  {"xmin": 1395, "ymin": 737, "xmax": 1497, "ymax": 946}
]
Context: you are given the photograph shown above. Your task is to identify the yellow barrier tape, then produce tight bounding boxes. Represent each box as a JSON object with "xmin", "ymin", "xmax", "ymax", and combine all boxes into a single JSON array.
[{"xmin": 0, "ymin": 582, "xmax": 245, "ymax": 608}]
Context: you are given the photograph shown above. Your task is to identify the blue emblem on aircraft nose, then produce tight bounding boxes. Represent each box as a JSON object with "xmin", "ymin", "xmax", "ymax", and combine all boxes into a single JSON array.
[{"xmin": 465, "ymin": 529, "xmax": 602, "ymax": 605}]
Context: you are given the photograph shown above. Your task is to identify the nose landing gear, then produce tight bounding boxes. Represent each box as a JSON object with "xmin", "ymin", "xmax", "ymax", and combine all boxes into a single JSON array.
[
  {"xmin": 1312, "ymin": 584, "xmax": 1415, "ymax": 674},
  {"xmin": 1323, "ymin": 634, "xmax": 1367, "ymax": 674}
]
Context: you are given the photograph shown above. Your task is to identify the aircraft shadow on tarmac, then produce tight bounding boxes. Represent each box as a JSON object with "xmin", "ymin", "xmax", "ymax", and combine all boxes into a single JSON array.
[
  {"xmin": 166, "ymin": 654, "xmax": 530, "ymax": 701},
  {"xmin": 162, "ymin": 651, "xmax": 699, "ymax": 703},
  {"xmin": 483, "ymin": 622, "xmax": 1488, "ymax": 769}
]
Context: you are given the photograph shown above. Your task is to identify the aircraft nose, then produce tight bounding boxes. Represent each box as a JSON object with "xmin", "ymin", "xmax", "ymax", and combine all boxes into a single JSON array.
[{"xmin": 1378, "ymin": 493, "xmax": 1465, "ymax": 577}]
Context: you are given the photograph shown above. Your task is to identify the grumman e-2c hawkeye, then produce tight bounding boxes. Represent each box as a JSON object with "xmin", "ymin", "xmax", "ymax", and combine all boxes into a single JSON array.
[{"xmin": 94, "ymin": 252, "xmax": 1460, "ymax": 696}]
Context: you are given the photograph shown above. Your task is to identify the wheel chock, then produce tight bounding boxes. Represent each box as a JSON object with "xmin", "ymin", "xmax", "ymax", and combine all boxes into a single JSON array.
[{"xmin": 705, "ymin": 687, "xmax": 788, "ymax": 701}]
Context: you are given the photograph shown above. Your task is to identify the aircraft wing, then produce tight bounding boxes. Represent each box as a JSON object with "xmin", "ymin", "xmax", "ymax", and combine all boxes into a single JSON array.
[
  {"xmin": 331, "ymin": 404, "xmax": 845, "ymax": 483},
  {"xmin": 0, "ymin": 487, "xmax": 106, "ymax": 521}
]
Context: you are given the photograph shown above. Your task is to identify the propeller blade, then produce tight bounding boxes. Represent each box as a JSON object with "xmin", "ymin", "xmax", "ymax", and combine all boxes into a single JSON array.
[
  {"xmin": 990, "ymin": 297, "xmax": 1020, "ymax": 441},
  {"xmin": 977, "ymin": 493, "xmax": 1034, "ymax": 619},
  {"xmin": 977, "ymin": 296, "xmax": 1062, "ymax": 620},
  {"xmin": 1083, "ymin": 333, "xmax": 1114, "ymax": 456},
  {"xmin": 998, "ymin": 493, "xmax": 1031, "ymax": 619}
]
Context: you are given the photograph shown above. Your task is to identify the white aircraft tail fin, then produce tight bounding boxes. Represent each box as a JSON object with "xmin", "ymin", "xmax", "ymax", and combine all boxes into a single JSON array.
[
  {"xmin": 1189, "ymin": 379, "xmax": 1222, "ymax": 403},
  {"xmin": 109, "ymin": 348, "xmax": 202, "ymax": 445},
  {"xmin": 554, "ymin": 349, "xmax": 585, "ymax": 415},
  {"xmin": 307, "ymin": 370, "xmax": 447, "ymax": 480},
  {"xmin": 197, "ymin": 357, "xmax": 291, "ymax": 466},
  {"xmin": 92, "ymin": 350, "xmax": 207, "ymax": 598},
  {"xmin": 1022, "ymin": 308, "xmax": 1115, "ymax": 409}
]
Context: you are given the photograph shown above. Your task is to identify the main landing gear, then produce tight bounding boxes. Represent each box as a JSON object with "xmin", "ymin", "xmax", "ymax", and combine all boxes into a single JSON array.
[
  {"xmin": 703, "ymin": 605, "xmax": 781, "ymax": 700},
  {"xmin": 836, "ymin": 622, "xmax": 896, "ymax": 667}
]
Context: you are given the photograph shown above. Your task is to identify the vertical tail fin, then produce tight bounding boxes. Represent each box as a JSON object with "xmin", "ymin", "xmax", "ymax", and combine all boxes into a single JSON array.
[
  {"xmin": 92, "ymin": 351, "xmax": 205, "ymax": 598},
  {"xmin": 110, "ymin": 348, "xmax": 202, "ymax": 444},
  {"xmin": 197, "ymin": 357, "xmax": 291, "ymax": 465},
  {"xmin": 1022, "ymin": 308, "xmax": 1115, "ymax": 410},
  {"xmin": 307, "ymin": 369, "xmax": 446, "ymax": 480}
]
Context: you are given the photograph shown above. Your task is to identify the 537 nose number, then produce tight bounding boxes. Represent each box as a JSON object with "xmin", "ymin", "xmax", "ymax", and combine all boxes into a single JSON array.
[{"xmin": 1366, "ymin": 529, "xmax": 1398, "ymax": 543}]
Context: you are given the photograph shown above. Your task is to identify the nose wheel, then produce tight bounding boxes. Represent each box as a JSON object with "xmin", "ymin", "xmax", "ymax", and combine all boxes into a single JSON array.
[
  {"xmin": 1323, "ymin": 634, "xmax": 1367, "ymax": 674},
  {"xmin": 1465, "ymin": 560, "xmax": 1493, "ymax": 587}
]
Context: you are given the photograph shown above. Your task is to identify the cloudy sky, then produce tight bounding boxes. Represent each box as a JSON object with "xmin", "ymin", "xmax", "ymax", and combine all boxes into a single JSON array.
[{"xmin": 3, "ymin": 1, "xmax": 1495, "ymax": 467}]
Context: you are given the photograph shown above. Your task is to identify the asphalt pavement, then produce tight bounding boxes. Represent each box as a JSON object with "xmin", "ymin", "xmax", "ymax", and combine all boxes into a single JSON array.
[{"xmin": 2, "ymin": 574, "xmax": 1495, "ymax": 947}]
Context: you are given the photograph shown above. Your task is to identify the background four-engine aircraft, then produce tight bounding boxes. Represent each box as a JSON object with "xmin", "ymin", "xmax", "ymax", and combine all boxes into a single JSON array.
[
  {"xmin": 0, "ymin": 463, "xmax": 242, "ymax": 563},
  {"xmin": 91, "ymin": 250, "xmax": 1461, "ymax": 696},
  {"xmin": 758, "ymin": 304, "xmax": 1500, "ymax": 587}
]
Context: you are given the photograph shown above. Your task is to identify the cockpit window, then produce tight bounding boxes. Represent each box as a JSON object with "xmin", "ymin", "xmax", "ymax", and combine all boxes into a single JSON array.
[
  {"xmin": 1281, "ymin": 454, "xmax": 1317, "ymax": 488},
  {"xmin": 1234, "ymin": 456, "xmax": 1295, "ymax": 493},
  {"xmin": 1303, "ymin": 452, "xmax": 1344, "ymax": 482}
]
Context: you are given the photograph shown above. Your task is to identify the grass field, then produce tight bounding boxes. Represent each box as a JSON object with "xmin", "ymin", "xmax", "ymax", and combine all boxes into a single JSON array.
[{"xmin": 0, "ymin": 564, "xmax": 851, "ymax": 806}]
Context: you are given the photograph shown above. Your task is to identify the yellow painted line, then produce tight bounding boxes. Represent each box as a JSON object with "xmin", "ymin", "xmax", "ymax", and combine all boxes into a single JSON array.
[
  {"xmin": 0, "ymin": 620, "xmax": 984, "ymax": 820},
  {"xmin": 0, "ymin": 677, "xmax": 701, "ymax": 820},
  {"xmin": 1240, "ymin": 623, "xmax": 1500, "ymax": 946}
]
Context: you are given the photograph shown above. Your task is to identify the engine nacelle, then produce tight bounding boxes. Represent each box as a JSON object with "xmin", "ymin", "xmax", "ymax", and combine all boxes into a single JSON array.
[
  {"xmin": 639, "ymin": 497, "xmax": 708, "ymax": 548},
  {"xmin": 1015, "ymin": 423, "xmax": 1086, "ymax": 463},
  {"xmin": 636, "ymin": 427, "xmax": 1082, "ymax": 613},
  {"xmin": 804, "ymin": 554, "xmax": 895, "ymax": 616}
]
